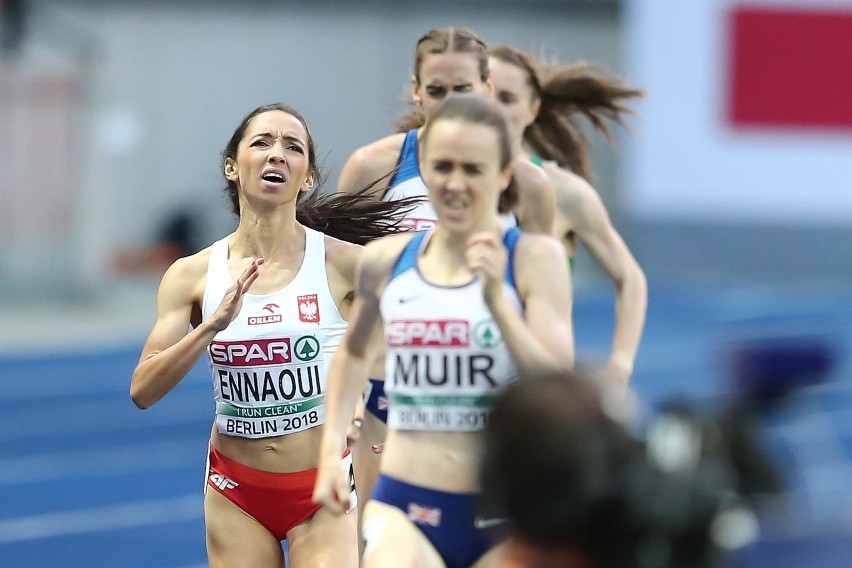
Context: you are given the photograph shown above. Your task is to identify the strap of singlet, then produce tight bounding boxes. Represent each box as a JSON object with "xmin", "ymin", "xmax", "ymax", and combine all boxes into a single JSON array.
[
  {"xmin": 530, "ymin": 155, "xmax": 545, "ymax": 167},
  {"xmin": 502, "ymin": 227, "xmax": 521, "ymax": 289},
  {"xmin": 201, "ymin": 235, "xmax": 233, "ymax": 319},
  {"xmin": 389, "ymin": 228, "xmax": 518, "ymax": 286},
  {"xmin": 301, "ymin": 226, "xmax": 323, "ymax": 273},
  {"xmin": 382, "ymin": 129, "xmax": 420, "ymax": 200},
  {"xmin": 388, "ymin": 231, "xmax": 427, "ymax": 282}
]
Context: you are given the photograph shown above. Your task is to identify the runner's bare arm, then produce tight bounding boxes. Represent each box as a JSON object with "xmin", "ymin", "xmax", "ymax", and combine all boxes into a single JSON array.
[
  {"xmin": 563, "ymin": 174, "xmax": 647, "ymax": 385},
  {"xmin": 337, "ymin": 134, "xmax": 405, "ymax": 196},
  {"xmin": 315, "ymin": 236, "xmax": 409, "ymax": 513},
  {"xmin": 513, "ymin": 159, "xmax": 555, "ymax": 235},
  {"xmin": 130, "ymin": 254, "xmax": 262, "ymax": 409},
  {"xmin": 516, "ymin": 234, "xmax": 575, "ymax": 372},
  {"xmin": 467, "ymin": 232, "xmax": 573, "ymax": 377}
]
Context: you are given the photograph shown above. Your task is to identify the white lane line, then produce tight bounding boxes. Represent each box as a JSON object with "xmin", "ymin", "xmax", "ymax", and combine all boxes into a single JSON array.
[
  {"xmin": 0, "ymin": 372, "xmax": 209, "ymax": 403},
  {"xmin": 0, "ymin": 391, "xmax": 213, "ymax": 442},
  {"xmin": 0, "ymin": 495, "xmax": 203, "ymax": 543},
  {"xmin": 0, "ymin": 440, "xmax": 203, "ymax": 486}
]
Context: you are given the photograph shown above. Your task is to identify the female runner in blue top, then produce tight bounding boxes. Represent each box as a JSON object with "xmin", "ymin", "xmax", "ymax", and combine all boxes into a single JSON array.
[{"xmin": 313, "ymin": 94, "xmax": 574, "ymax": 568}]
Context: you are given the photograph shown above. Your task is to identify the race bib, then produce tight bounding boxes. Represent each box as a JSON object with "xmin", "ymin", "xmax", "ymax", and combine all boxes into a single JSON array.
[
  {"xmin": 387, "ymin": 394, "xmax": 493, "ymax": 432},
  {"xmin": 216, "ymin": 397, "xmax": 325, "ymax": 439}
]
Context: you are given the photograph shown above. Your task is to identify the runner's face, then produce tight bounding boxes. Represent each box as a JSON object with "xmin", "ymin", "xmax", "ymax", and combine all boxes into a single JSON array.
[
  {"xmin": 414, "ymin": 52, "xmax": 492, "ymax": 117},
  {"xmin": 224, "ymin": 111, "xmax": 314, "ymax": 211},
  {"xmin": 420, "ymin": 118, "xmax": 510, "ymax": 233},
  {"xmin": 490, "ymin": 57, "xmax": 539, "ymax": 140}
]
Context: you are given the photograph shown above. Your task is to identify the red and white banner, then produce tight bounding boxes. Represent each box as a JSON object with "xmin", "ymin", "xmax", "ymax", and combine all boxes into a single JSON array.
[
  {"xmin": 729, "ymin": 6, "xmax": 852, "ymax": 129},
  {"xmin": 623, "ymin": 0, "xmax": 852, "ymax": 222}
]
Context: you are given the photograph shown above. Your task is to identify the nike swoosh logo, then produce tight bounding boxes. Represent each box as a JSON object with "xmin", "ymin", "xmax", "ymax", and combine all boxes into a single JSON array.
[
  {"xmin": 398, "ymin": 296, "xmax": 421, "ymax": 304},
  {"xmin": 473, "ymin": 517, "xmax": 506, "ymax": 529}
]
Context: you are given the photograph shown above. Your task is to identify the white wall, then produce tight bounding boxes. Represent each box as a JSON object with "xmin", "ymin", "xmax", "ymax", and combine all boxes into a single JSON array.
[{"xmin": 14, "ymin": 1, "xmax": 620, "ymax": 297}]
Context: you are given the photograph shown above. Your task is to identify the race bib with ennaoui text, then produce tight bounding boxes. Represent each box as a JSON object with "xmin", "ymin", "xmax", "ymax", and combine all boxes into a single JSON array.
[{"xmin": 209, "ymin": 335, "xmax": 326, "ymax": 439}]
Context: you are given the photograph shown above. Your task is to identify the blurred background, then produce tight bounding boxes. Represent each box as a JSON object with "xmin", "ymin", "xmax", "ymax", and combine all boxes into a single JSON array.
[{"xmin": 1, "ymin": 0, "xmax": 851, "ymax": 566}]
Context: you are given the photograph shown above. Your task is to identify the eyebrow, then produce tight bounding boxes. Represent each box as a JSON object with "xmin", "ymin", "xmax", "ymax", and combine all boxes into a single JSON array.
[
  {"xmin": 431, "ymin": 157, "xmax": 487, "ymax": 166},
  {"xmin": 251, "ymin": 132, "xmax": 306, "ymax": 146},
  {"xmin": 426, "ymin": 82, "xmax": 472, "ymax": 88}
]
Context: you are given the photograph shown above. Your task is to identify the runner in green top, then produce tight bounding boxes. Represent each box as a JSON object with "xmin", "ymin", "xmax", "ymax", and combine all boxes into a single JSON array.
[{"xmin": 489, "ymin": 44, "xmax": 648, "ymax": 392}]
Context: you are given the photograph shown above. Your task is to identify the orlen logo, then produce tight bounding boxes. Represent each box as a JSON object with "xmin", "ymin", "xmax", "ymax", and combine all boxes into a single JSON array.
[
  {"xmin": 209, "ymin": 338, "xmax": 292, "ymax": 367},
  {"xmin": 248, "ymin": 303, "xmax": 282, "ymax": 326},
  {"xmin": 385, "ymin": 320, "xmax": 469, "ymax": 347},
  {"xmin": 298, "ymin": 294, "xmax": 320, "ymax": 323}
]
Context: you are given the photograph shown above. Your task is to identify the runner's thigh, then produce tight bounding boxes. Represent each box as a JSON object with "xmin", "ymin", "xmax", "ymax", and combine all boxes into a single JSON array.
[
  {"xmin": 204, "ymin": 488, "xmax": 285, "ymax": 568},
  {"xmin": 362, "ymin": 501, "xmax": 445, "ymax": 568}
]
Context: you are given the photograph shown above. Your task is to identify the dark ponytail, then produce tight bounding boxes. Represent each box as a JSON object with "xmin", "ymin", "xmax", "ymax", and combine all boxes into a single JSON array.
[
  {"xmin": 490, "ymin": 45, "xmax": 643, "ymax": 180},
  {"xmin": 295, "ymin": 184, "xmax": 422, "ymax": 245},
  {"xmin": 395, "ymin": 109, "xmax": 426, "ymax": 134}
]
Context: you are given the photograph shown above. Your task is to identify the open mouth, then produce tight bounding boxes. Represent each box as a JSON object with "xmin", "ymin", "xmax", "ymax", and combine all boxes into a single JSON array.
[
  {"xmin": 261, "ymin": 171, "xmax": 285, "ymax": 184},
  {"xmin": 443, "ymin": 197, "xmax": 468, "ymax": 212},
  {"xmin": 444, "ymin": 197, "xmax": 467, "ymax": 210}
]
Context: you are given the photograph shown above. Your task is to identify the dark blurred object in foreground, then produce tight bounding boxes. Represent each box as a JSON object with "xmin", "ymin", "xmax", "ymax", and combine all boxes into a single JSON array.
[
  {"xmin": 2, "ymin": 0, "xmax": 27, "ymax": 56},
  {"xmin": 481, "ymin": 335, "xmax": 838, "ymax": 567},
  {"xmin": 482, "ymin": 374, "xmax": 778, "ymax": 568}
]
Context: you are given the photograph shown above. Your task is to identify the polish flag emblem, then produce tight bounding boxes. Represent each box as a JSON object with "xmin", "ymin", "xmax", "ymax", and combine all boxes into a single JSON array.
[{"xmin": 298, "ymin": 294, "xmax": 320, "ymax": 322}]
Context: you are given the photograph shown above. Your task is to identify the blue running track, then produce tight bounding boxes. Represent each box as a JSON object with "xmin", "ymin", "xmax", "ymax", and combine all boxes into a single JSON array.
[{"xmin": 2, "ymin": 283, "xmax": 852, "ymax": 567}]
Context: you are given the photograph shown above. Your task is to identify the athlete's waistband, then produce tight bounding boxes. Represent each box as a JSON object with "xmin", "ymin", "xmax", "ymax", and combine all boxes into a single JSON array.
[{"xmin": 208, "ymin": 445, "xmax": 350, "ymax": 491}]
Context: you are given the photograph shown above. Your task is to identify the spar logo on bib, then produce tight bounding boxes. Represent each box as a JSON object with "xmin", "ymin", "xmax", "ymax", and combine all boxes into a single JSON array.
[
  {"xmin": 209, "ymin": 336, "xmax": 320, "ymax": 366},
  {"xmin": 473, "ymin": 319, "xmax": 502, "ymax": 348},
  {"xmin": 385, "ymin": 320, "xmax": 469, "ymax": 347},
  {"xmin": 293, "ymin": 335, "xmax": 321, "ymax": 361},
  {"xmin": 209, "ymin": 338, "xmax": 292, "ymax": 367},
  {"xmin": 298, "ymin": 294, "xmax": 320, "ymax": 322}
]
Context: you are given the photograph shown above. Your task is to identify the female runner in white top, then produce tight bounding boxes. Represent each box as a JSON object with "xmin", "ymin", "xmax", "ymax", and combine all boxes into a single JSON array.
[
  {"xmin": 130, "ymin": 103, "xmax": 417, "ymax": 568},
  {"xmin": 313, "ymin": 94, "xmax": 574, "ymax": 568}
]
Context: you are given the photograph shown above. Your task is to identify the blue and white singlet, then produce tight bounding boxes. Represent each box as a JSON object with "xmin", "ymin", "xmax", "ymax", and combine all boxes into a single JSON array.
[{"xmin": 379, "ymin": 229, "xmax": 524, "ymax": 432}]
